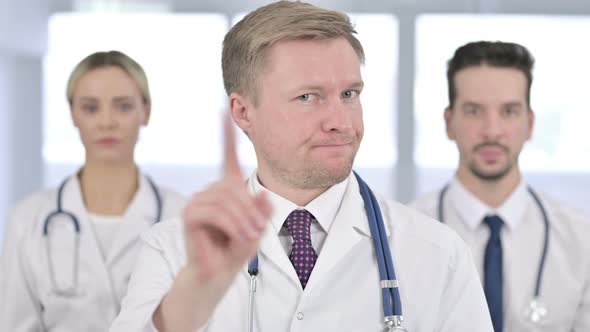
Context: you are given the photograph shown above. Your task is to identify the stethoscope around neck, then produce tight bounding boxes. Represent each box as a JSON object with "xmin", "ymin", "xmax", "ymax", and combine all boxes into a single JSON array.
[
  {"xmin": 246, "ymin": 172, "xmax": 408, "ymax": 332},
  {"xmin": 42, "ymin": 175, "xmax": 163, "ymax": 297},
  {"xmin": 438, "ymin": 184, "xmax": 551, "ymax": 324}
]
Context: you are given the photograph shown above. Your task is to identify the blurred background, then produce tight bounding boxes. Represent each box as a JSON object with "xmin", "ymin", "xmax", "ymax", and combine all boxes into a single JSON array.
[{"xmin": 1, "ymin": 0, "xmax": 589, "ymax": 246}]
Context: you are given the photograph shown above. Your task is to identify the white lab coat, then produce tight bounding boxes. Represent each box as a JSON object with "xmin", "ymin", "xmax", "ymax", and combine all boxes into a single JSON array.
[
  {"xmin": 0, "ymin": 173, "xmax": 186, "ymax": 332},
  {"xmin": 411, "ymin": 181, "xmax": 590, "ymax": 332},
  {"xmin": 110, "ymin": 172, "xmax": 494, "ymax": 332}
]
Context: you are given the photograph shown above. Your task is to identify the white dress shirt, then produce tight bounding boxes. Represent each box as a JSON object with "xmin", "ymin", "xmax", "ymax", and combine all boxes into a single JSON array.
[
  {"xmin": 253, "ymin": 173, "xmax": 348, "ymax": 256},
  {"xmin": 110, "ymin": 171, "xmax": 493, "ymax": 332},
  {"xmin": 88, "ymin": 213, "xmax": 124, "ymax": 260},
  {"xmin": 411, "ymin": 177, "xmax": 590, "ymax": 332}
]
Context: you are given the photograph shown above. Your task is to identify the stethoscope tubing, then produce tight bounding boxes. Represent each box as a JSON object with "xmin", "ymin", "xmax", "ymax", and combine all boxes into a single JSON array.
[
  {"xmin": 41, "ymin": 175, "xmax": 162, "ymax": 298},
  {"xmin": 247, "ymin": 172, "xmax": 404, "ymax": 331}
]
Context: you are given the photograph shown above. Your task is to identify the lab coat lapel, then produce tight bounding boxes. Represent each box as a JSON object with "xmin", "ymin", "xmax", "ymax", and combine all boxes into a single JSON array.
[
  {"xmin": 256, "ymin": 221, "xmax": 302, "ymax": 289},
  {"xmin": 106, "ymin": 174, "xmax": 157, "ymax": 264},
  {"xmin": 245, "ymin": 175, "xmax": 302, "ymax": 288},
  {"xmin": 303, "ymin": 175, "xmax": 368, "ymax": 292}
]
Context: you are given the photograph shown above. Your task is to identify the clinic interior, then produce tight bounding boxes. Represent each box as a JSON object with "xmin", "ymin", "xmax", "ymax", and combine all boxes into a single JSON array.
[{"xmin": 1, "ymin": 0, "xmax": 590, "ymax": 245}]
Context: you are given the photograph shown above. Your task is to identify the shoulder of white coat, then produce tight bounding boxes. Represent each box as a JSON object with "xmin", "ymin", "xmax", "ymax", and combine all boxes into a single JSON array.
[
  {"xmin": 535, "ymin": 191, "xmax": 590, "ymax": 252},
  {"xmin": 141, "ymin": 216, "xmax": 184, "ymax": 254},
  {"xmin": 408, "ymin": 189, "xmax": 441, "ymax": 218},
  {"xmin": 536, "ymin": 191, "xmax": 590, "ymax": 225},
  {"xmin": 158, "ymin": 187, "xmax": 187, "ymax": 218},
  {"xmin": 5, "ymin": 189, "xmax": 57, "ymax": 236},
  {"xmin": 531, "ymin": 191, "xmax": 590, "ymax": 233},
  {"xmin": 375, "ymin": 192, "xmax": 469, "ymax": 266}
]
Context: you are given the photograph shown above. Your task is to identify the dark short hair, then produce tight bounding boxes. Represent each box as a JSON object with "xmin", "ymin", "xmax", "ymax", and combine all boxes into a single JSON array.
[{"xmin": 447, "ymin": 41, "xmax": 535, "ymax": 108}]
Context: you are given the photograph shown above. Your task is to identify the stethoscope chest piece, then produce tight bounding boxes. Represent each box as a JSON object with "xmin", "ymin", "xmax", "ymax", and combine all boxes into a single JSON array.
[
  {"xmin": 384, "ymin": 315, "xmax": 408, "ymax": 332},
  {"xmin": 524, "ymin": 297, "xmax": 548, "ymax": 324}
]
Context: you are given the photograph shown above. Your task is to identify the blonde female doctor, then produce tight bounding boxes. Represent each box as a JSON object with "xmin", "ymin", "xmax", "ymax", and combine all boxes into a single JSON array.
[{"xmin": 0, "ymin": 51, "xmax": 186, "ymax": 331}]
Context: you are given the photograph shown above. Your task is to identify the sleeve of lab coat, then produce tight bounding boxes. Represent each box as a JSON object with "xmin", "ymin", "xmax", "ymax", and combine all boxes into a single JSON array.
[
  {"xmin": 437, "ymin": 235, "xmax": 494, "ymax": 332},
  {"xmin": 109, "ymin": 225, "xmax": 177, "ymax": 332},
  {"xmin": 573, "ymin": 274, "xmax": 590, "ymax": 331},
  {"xmin": 572, "ymin": 235, "xmax": 590, "ymax": 332},
  {"xmin": 0, "ymin": 208, "xmax": 44, "ymax": 332},
  {"xmin": 161, "ymin": 189, "xmax": 187, "ymax": 221}
]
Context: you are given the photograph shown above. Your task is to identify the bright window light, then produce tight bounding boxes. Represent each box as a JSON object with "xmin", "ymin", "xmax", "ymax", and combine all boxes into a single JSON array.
[
  {"xmin": 415, "ymin": 15, "xmax": 590, "ymax": 172},
  {"xmin": 350, "ymin": 14, "xmax": 398, "ymax": 168},
  {"xmin": 44, "ymin": 13, "xmax": 228, "ymax": 166}
]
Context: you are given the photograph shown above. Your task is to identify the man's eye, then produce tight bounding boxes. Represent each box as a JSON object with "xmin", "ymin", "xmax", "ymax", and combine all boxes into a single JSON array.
[
  {"xmin": 298, "ymin": 94, "xmax": 311, "ymax": 101},
  {"xmin": 504, "ymin": 107, "xmax": 519, "ymax": 116},
  {"xmin": 297, "ymin": 94, "xmax": 318, "ymax": 102},
  {"xmin": 342, "ymin": 90, "xmax": 358, "ymax": 99}
]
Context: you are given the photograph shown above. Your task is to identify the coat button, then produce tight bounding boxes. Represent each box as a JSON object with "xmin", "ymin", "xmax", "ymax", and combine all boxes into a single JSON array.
[{"xmin": 296, "ymin": 312, "xmax": 304, "ymax": 320}]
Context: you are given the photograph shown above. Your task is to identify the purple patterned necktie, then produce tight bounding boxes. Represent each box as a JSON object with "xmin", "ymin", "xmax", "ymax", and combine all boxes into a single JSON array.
[{"xmin": 284, "ymin": 209, "xmax": 318, "ymax": 289}]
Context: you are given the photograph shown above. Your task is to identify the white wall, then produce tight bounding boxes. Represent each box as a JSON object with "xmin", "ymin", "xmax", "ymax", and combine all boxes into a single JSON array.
[
  {"xmin": 0, "ymin": 54, "xmax": 11, "ymax": 243},
  {"xmin": 0, "ymin": 0, "xmax": 47, "ymax": 244},
  {"xmin": 0, "ymin": 53, "xmax": 45, "ymax": 244}
]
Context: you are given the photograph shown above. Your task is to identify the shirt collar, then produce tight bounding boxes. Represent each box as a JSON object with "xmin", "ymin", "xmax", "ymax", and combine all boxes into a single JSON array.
[
  {"xmin": 448, "ymin": 177, "xmax": 529, "ymax": 230},
  {"xmin": 249, "ymin": 170, "xmax": 349, "ymax": 235}
]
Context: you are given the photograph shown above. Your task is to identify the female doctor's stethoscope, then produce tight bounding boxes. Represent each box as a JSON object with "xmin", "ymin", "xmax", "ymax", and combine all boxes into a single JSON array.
[
  {"xmin": 438, "ymin": 184, "xmax": 550, "ymax": 325},
  {"xmin": 43, "ymin": 175, "xmax": 163, "ymax": 297},
  {"xmin": 247, "ymin": 172, "xmax": 408, "ymax": 332}
]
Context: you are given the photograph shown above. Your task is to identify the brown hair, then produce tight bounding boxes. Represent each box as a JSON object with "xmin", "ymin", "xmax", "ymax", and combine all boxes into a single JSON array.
[{"xmin": 222, "ymin": 0, "xmax": 365, "ymax": 104}]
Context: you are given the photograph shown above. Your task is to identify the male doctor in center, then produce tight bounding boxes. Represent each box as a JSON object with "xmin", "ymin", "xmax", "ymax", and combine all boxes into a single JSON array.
[{"xmin": 110, "ymin": 2, "xmax": 493, "ymax": 331}]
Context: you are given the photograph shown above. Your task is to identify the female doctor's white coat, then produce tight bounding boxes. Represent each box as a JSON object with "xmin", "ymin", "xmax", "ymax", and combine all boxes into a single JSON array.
[{"xmin": 0, "ymin": 174, "xmax": 186, "ymax": 332}]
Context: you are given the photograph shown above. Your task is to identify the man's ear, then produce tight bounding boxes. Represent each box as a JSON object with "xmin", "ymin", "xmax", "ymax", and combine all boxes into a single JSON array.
[
  {"xmin": 444, "ymin": 106, "xmax": 455, "ymax": 140},
  {"xmin": 229, "ymin": 92, "xmax": 253, "ymax": 134},
  {"xmin": 526, "ymin": 108, "xmax": 535, "ymax": 140}
]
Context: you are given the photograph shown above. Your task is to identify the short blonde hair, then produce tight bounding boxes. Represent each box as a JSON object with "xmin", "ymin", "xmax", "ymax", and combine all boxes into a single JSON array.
[
  {"xmin": 222, "ymin": 0, "xmax": 365, "ymax": 104},
  {"xmin": 66, "ymin": 50, "xmax": 150, "ymax": 107}
]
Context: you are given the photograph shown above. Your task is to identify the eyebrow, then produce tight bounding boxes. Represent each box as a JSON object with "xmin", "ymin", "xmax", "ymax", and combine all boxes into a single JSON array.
[
  {"xmin": 291, "ymin": 80, "xmax": 365, "ymax": 94},
  {"xmin": 112, "ymin": 96, "xmax": 135, "ymax": 103},
  {"xmin": 460, "ymin": 101, "xmax": 482, "ymax": 108},
  {"xmin": 78, "ymin": 97, "xmax": 98, "ymax": 103},
  {"xmin": 502, "ymin": 101, "xmax": 525, "ymax": 108},
  {"xmin": 347, "ymin": 81, "xmax": 364, "ymax": 90},
  {"xmin": 461, "ymin": 101, "xmax": 525, "ymax": 108}
]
